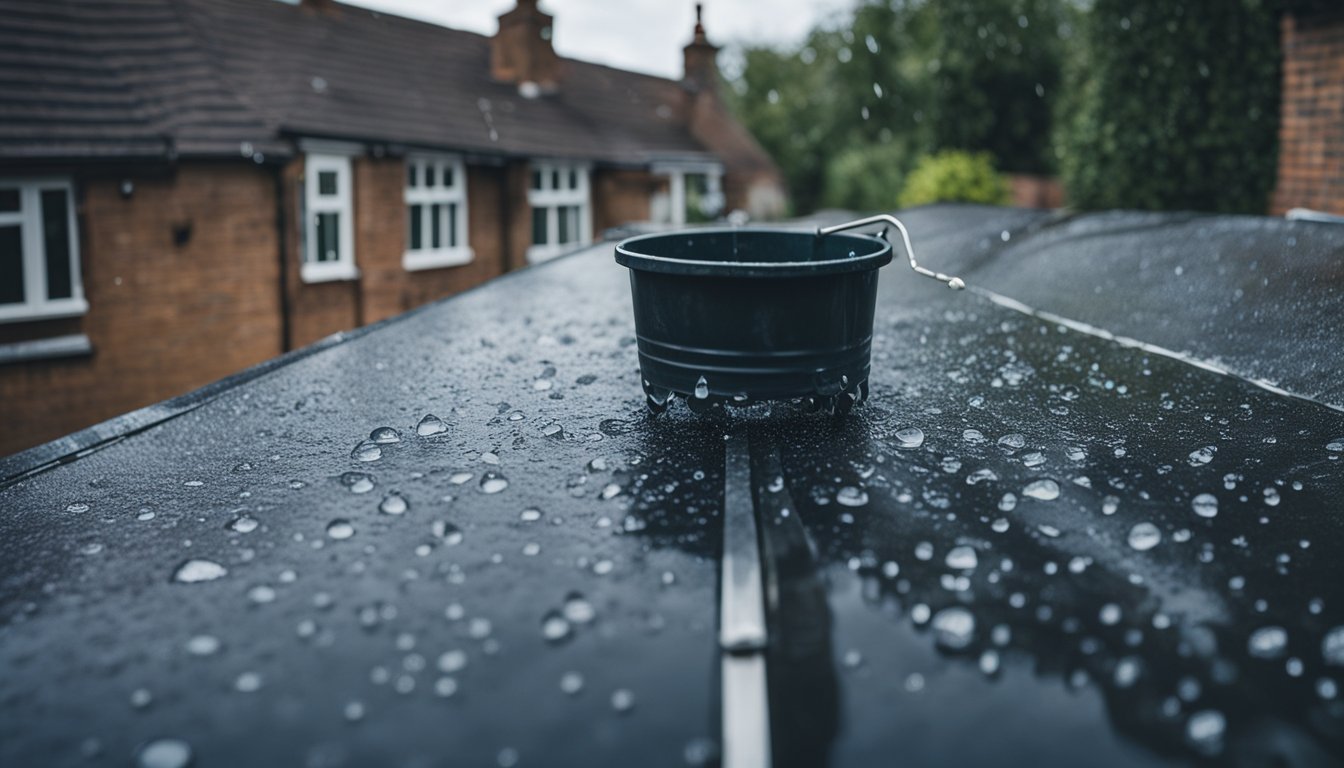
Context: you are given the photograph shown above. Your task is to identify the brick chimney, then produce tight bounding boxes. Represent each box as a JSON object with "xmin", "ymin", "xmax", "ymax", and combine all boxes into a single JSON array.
[
  {"xmin": 682, "ymin": 3, "xmax": 719, "ymax": 92},
  {"xmin": 491, "ymin": 0, "xmax": 562, "ymax": 92}
]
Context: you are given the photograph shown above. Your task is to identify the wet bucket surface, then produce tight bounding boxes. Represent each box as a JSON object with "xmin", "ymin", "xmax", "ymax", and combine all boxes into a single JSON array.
[{"xmin": 615, "ymin": 228, "xmax": 893, "ymax": 413}]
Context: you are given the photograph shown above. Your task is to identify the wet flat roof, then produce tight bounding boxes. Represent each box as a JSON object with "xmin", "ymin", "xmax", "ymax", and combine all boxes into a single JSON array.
[{"xmin": 2, "ymin": 204, "xmax": 1343, "ymax": 766}]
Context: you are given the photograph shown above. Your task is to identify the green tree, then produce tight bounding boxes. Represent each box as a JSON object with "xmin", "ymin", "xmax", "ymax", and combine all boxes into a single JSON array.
[
  {"xmin": 1060, "ymin": 0, "xmax": 1280, "ymax": 213},
  {"xmin": 725, "ymin": 0, "xmax": 1070, "ymax": 214}
]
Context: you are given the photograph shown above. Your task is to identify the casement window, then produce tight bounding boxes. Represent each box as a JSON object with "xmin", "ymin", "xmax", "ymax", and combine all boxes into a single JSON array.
[
  {"xmin": 404, "ymin": 156, "xmax": 472, "ymax": 271},
  {"xmin": 302, "ymin": 154, "xmax": 356, "ymax": 283},
  {"xmin": 0, "ymin": 179, "xmax": 86, "ymax": 324},
  {"xmin": 650, "ymin": 163, "xmax": 725, "ymax": 226},
  {"xmin": 527, "ymin": 162, "xmax": 591, "ymax": 262}
]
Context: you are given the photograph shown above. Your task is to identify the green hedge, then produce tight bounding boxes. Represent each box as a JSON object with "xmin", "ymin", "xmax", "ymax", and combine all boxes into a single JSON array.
[
  {"xmin": 1060, "ymin": 0, "xmax": 1280, "ymax": 213},
  {"xmin": 899, "ymin": 151, "xmax": 1009, "ymax": 207}
]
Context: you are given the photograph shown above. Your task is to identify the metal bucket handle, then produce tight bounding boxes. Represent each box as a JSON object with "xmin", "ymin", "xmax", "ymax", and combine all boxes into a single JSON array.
[{"xmin": 817, "ymin": 214, "xmax": 965, "ymax": 290}]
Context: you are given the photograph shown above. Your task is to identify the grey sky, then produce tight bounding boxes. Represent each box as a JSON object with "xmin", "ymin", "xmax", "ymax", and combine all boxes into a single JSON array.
[{"xmin": 343, "ymin": 0, "xmax": 857, "ymax": 80}]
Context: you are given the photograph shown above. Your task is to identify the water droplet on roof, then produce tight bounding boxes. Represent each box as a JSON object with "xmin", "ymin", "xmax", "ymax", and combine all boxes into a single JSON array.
[
  {"xmin": 560, "ymin": 671, "xmax": 584, "ymax": 695},
  {"xmin": 351, "ymin": 442, "xmax": 382, "ymax": 462},
  {"xmin": 1127, "ymin": 522, "xmax": 1162, "ymax": 551},
  {"xmin": 945, "ymin": 546, "xmax": 978, "ymax": 570},
  {"xmin": 479, "ymin": 472, "xmax": 509, "ymax": 494},
  {"xmin": 369, "ymin": 426, "xmax": 401, "ymax": 444},
  {"xmin": 66, "ymin": 502, "xmax": 90, "ymax": 513},
  {"xmin": 326, "ymin": 519, "xmax": 355, "ymax": 540},
  {"xmin": 1248, "ymin": 626, "xmax": 1288, "ymax": 659},
  {"xmin": 611, "ymin": 688, "xmax": 636, "ymax": 713},
  {"xmin": 172, "ymin": 559, "xmax": 227, "ymax": 583},
  {"xmin": 931, "ymin": 607, "xmax": 976, "ymax": 651},
  {"xmin": 1185, "ymin": 710, "xmax": 1226, "ymax": 756},
  {"xmin": 1022, "ymin": 479, "xmax": 1059, "ymax": 500},
  {"xmin": 227, "ymin": 514, "xmax": 259, "ymax": 533},
  {"xmin": 894, "ymin": 427, "xmax": 925, "ymax": 449},
  {"xmin": 1188, "ymin": 446, "xmax": 1216, "ymax": 466},
  {"xmin": 520, "ymin": 508, "xmax": 542, "ymax": 522},
  {"xmin": 1192, "ymin": 493, "xmax": 1219, "ymax": 518},
  {"xmin": 135, "ymin": 738, "xmax": 192, "ymax": 768},
  {"xmin": 438, "ymin": 649, "xmax": 467, "ymax": 673},
  {"xmin": 997, "ymin": 433, "xmax": 1026, "ymax": 451},
  {"xmin": 542, "ymin": 611, "xmax": 572, "ymax": 643},
  {"xmin": 379, "ymin": 492, "xmax": 408, "ymax": 515},
  {"xmin": 417, "ymin": 414, "xmax": 448, "ymax": 436},
  {"xmin": 185, "ymin": 634, "xmax": 221, "ymax": 656},
  {"xmin": 836, "ymin": 486, "xmax": 869, "ymax": 507},
  {"xmin": 694, "ymin": 376, "xmax": 709, "ymax": 399},
  {"xmin": 563, "ymin": 593, "xmax": 595, "ymax": 624}
]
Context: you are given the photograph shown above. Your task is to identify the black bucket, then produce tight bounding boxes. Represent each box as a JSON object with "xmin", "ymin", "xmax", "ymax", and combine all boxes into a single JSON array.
[{"xmin": 615, "ymin": 215, "xmax": 963, "ymax": 414}]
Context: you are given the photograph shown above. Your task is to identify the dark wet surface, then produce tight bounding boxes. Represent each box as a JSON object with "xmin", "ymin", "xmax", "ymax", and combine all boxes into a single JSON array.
[{"xmin": 2, "ymin": 205, "xmax": 1342, "ymax": 766}]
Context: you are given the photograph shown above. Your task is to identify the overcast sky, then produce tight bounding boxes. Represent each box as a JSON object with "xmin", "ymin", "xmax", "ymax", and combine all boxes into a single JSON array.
[{"xmin": 344, "ymin": 0, "xmax": 857, "ymax": 79}]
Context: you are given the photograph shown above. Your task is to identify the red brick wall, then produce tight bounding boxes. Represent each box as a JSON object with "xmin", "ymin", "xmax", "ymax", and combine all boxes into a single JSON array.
[
  {"xmin": 1007, "ymin": 174, "xmax": 1064, "ymax": 210},
  {"xmin": 1271, "ymin": 11, "xmax": 1344, "ymax": 216},
  {"xmin": 0, "ymin": 163, "xmax": 283, "ymax": 455},
  {"xmin": 593, "ymin": 168, "xmax": 657, "ymax": 233},
  {"xmin": 357, "ymin": 159, "xmax": 510, "ymax": 324}
]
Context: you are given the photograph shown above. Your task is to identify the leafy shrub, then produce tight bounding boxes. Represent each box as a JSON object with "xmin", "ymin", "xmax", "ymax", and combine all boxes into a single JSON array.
[
  {"xmin": 899, "ymin": 151, "xmax": 1009, "ymax": 207},
  {"xmin": 1059, "ymin": 0, "xmax": 1279, "ymax": 213},
  {"xmin": 821, "ymin": 141, "xmax": 915, "ymax": 212}
]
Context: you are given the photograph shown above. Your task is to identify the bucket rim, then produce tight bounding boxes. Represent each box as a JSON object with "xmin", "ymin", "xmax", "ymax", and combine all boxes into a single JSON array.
[{"xmin": 615, "ymin": 227, "xmax": 893, "ymax": 277}]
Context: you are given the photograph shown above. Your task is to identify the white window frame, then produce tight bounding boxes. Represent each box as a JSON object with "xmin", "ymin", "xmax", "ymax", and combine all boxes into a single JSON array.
[
  {"xmin": 527, "ymin": 161, "xmax": 591, "ymax": 263},
  {"xmin": 651, "ymin": 161, "xmax": 724, "ymax": 226},
  {"xmin": 403, "ymin": 155, "xmax": 473, "ymax": 271},
  {"xmin": 302, "ymin": 153, "xmax": 357, "ymax": 283},
  {"xmin": 0, "ymin": 178, "xmax": 87, "ymax": 324}
]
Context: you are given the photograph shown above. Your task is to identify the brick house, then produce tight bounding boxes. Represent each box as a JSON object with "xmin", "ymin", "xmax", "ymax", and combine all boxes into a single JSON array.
[
  {"xmin": 1271, "ymin": 4, "xmax": 1344, "ymax": 217},
  {"xmin": 0, "ymin": 0, "xmax": 786, "ymax": 456}
]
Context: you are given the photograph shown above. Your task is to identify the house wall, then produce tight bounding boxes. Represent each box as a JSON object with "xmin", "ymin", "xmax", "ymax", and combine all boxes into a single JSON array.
[
  {"xmin": 593, "ymin": 168, "xmax": 657, "ymax": 233},
  {"xmin": 0, "ymin": 163, "xmax": 283, "ymax": 456},
  {"xmin": 1271, "ymin": 10, "xmax": 1344, "ymax": 216},
  {"xmin": 1, "ymin": 151, "xmax": 675, "ymax": 457}
]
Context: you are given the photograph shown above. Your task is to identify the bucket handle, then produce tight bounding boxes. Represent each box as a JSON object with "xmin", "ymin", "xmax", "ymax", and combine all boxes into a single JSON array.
[{"xmin": 817, "ymin": 214, "xmax": 964, "ymax": 290}]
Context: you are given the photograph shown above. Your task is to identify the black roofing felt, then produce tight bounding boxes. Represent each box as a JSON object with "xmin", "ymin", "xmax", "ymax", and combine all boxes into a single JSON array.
[
  {"xmin": 0, "ymin": 0, "xmax": 712, "ymax": 164},
  {"xmin": 2, "ymin": 205, "xmax": 1343, "ymax": 765}
]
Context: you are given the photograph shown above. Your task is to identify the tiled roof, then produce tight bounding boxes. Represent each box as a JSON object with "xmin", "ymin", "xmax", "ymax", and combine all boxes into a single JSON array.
[{"xmin": 0, "ymin": 0, "xmax": 716, "ymax": 165}]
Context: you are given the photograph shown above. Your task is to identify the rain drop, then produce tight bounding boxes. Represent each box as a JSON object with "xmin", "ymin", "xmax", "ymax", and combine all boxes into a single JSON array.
[
  {"xmin": 1248, "ymin": 626, "xmax": 1288, "ymax": 659},
  {"xmin": 327, "ymin": 519, "xmax": 355, "ymax": 540},
  {"xmin": 1127, "ymin": 523, "xmax": 1161, "ymax": 551},
  {"xmin": 172, "ymin": 559, "xmax": 228, "ymax": 584},
  {"xmin": 1191, "ymin": 493, "xmax": 1219, "ymax": 519},
  {"xmin": 894, "ymin": 427, "xmax": 925, "ymax": 449},
  {"xmin": 417, "ymin": 414, "xmax": 449, "ymax": 436},
  {"xmin": 135, "ymin": 739, "xmax": 193, "ymax": 768},
  {"xmin": 694, "ymin": 376, "xmax": 709, "ymax": 400},
  {"xmin": 379, "ymin": 492, "xmax": 409, "ymax": 515},
  {"xmin": 1022, "ymin": 479, "xmax": 1059, "ymax": 501},
  {"xmin": 931, "ymin": 607, "xmax": 976, "ymax": 651},
  {"xmin": 480, "ymin": 472, "xmax": 510, "ymax": 494},
  {"xmin": 836, "ymin": 486, "xmax": 869, "ymax": 507},
  {"xmin": 369, "ymin": 426, "xmax": 401, "ymax": 444}
]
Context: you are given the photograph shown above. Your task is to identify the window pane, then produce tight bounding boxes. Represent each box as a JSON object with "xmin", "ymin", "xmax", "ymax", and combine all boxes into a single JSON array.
[
  {"xmin": 318, "ymin": 171, "xmax": 338, "ymax": 196},
  {"xmin": 551, "ymin": 170, "xmax": 560, "ymax": 190},
  {"xmin": 0, "ymin": 225, "xmax": 22, "ymax": 304},
  {"xmin": 557, "ymin": 204, "xmax": 570, "ymax": 245},
  {"xmin": 41, "ymin": 189, "xmax": 73, "ymax": 300},
  {"xmin": 426, "ymin": 164, "xmax": 437, "ymax": 188},
  {"xmin": 531, "ymin": 206, "xmax": 547, "ymax": 246},
  {"xmin": 0, "ymin": 189, "xmax": 18, "ymax": 212},
  {"xmin": 407, "ymin": 162, "xmax": 418, "ymax": 188},
  {"xmin": 448, "ymin": 202, "xmax": 458, "ymax": 248},
  {"xmin": 531, "ymin": 170, "xmax": 542, "ymax": 190},
  {"xmin": 316, "ymin": 212, "xmax": 340, "ymax": 262},
  {"xmin": 444, "ymin": 165, "xmax": 454, "ymax": 188},
  {"xmin": 430, "ymin": 203, "xmax": 443, "ymax": 249},
  {"xmin": 568, "ymin": 170, "xmax": 578, "ymax": 190},
  {"xmin": 409, "ymin": 204, "xmax": 423, "ymax": 251}
]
